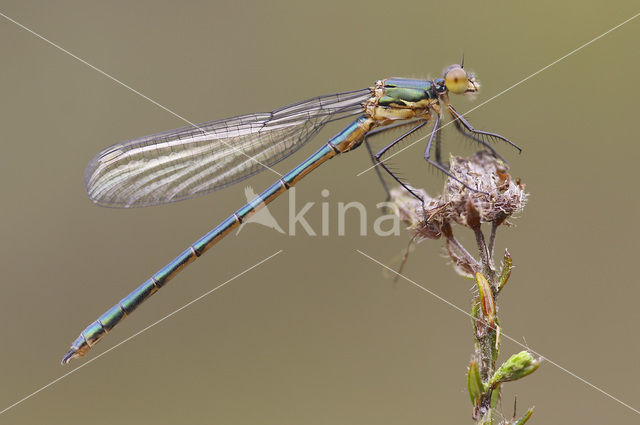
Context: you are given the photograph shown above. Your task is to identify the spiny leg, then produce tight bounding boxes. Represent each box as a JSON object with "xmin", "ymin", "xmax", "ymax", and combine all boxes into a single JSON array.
[
  {"xmin": 364, "ymin": 140, "xmax": 391, "ymax": 199},
  {"xmin": 374, "ymin": 120, "xmax": 429, "ymax": 205},
  {"xmin": 451, "ymin": 116, "xmax": 506, "ymax": 162},
  {"xmin": 364, "ymin": 120, "xmax": 422, "ymax": 201},
  {"xmin": 434, "ymin": 112, "xmax": 445, "ymax": 167},
  {"xmin": 448, "ymin": 104, "xmax": 522, "ymax": 155},
  {"xmin": 424, "ymin": 113, "xmax": 486, "ymax": 194}
]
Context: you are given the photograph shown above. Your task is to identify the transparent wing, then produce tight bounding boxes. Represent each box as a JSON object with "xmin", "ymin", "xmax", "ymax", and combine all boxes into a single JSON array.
[{"xmin": 85, "ymin": 89, "xmax": 370, "ymax": 207}]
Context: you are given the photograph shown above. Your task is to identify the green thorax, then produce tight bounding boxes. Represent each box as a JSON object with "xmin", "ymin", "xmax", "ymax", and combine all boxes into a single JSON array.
[{"xmin": 379, "ymin": 78, "xmax": 436, "ymax": 107}]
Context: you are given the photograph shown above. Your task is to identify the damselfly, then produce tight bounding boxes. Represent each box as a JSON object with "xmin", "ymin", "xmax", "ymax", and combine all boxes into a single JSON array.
[{"xmin": 62, "ymin": 64, "xmax": 519, "ymax": 363}]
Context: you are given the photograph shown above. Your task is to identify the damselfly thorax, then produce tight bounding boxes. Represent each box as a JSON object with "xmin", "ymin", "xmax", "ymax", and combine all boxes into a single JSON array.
[{"xmin": 366, "ymin": 77, "xmax": 442, "ymax": 123}]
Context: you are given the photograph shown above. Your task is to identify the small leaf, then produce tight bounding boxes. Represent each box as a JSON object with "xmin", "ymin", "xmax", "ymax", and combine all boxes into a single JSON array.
[
  {"xmin": 475, "ymin": 272, "xmax": 495, "ymax": 327},
  {"xmin": 490, "ymin": 351, "xmax": 540, "ymax": 387},
  {"xmin": 467, "ymin": 359, "xmax": 485, "ymax": 405},
  {"xmin": 490, "ymin": 322, "xmax": 501, "ymax": 365},
  {"xmin": 498, "ymin": 249, "xmax": 513, "ymax": 292},
  {"xmin": 490, "ymin": 383, "xmax": 501, "ymax": 409},
  {"xmin": 512, "ymin": 407, "xmax": 534, "ymax": 425}
]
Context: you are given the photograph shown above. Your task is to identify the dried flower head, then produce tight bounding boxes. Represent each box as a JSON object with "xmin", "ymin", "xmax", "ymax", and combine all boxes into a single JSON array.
[
  {"xmin": 390, "ymin": 151, "xmax": 528, "ymax": 237},
  {"xmin": 389, "ymin": 187, "xmax": 445, "ymax": 240},
  {"xmin": 445, "ymin": 151, "xmax": 527, "ymax": 227}
]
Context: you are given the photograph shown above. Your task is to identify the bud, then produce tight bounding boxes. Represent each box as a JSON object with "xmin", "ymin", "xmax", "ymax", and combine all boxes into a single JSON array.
[{"xmin": 489, "ymin": 351, "xmax": 540, "ymax": 387}]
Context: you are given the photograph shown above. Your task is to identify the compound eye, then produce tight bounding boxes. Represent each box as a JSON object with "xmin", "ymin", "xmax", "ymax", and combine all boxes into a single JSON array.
[{"xmin": 444, "ymin": 67, "xmax": 469, "ymax": 94}]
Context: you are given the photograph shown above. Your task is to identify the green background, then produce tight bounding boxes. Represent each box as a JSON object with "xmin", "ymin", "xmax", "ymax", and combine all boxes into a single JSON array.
[{"xmin": 1, "ymin": 1, "xmax": 639, "ymax": 423}]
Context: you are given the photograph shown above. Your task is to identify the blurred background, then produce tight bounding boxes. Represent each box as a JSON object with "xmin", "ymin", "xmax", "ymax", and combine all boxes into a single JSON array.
[{"xmin": 1, "ymin": 1, "xmax": 639, "ymax": 423}]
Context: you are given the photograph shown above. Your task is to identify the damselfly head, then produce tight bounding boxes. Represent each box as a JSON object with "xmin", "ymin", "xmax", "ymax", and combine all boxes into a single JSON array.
[{"xmin": 443, "ymin": 64, "xmax": 478, "ymax": 95}]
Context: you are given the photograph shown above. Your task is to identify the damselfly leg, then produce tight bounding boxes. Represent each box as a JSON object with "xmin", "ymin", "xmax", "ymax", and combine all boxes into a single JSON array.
[
  {"xmin": 364, "ymin": 140, "xmax": 392, "ymax": 199},
  {"xmin": 424, "ymin": 113, "xmax": 485, "ymax": 193},
  {"xmin": 434, "ymin": 113, "xmax": 444, "ymax": 167},
  {"xmin": 363, "ymin": 120, "xmax": 424, "ymax": 201},
  {"xmin": 448, "ymin": 104, "xmax": 521, "ymax": 155},
  {"xmin": 374, "ymin": 121, "xmax": 429, "ymax": 205}
]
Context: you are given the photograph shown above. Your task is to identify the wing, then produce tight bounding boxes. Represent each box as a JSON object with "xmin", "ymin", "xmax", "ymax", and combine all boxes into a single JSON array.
[{"xmin": 84, "ymin": 89, "xmax": 370, "ymax": 207}]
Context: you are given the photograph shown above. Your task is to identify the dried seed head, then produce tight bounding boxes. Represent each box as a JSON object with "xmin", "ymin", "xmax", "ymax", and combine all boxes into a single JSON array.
[
  {"xmin": 445, "ymin": 151, "xmax": 528, "ymax": 227},
  {"xmin": 389, "ymin": 187, "xmax": 444, "ymax": 240},
  {"xmin": 389, "ymin": 151, "xmax": 527, "ymax": 233}
]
